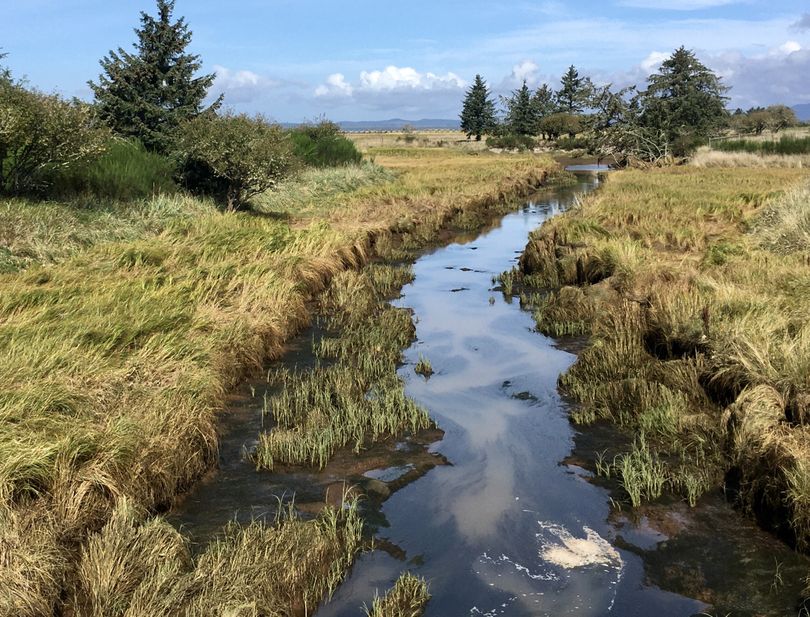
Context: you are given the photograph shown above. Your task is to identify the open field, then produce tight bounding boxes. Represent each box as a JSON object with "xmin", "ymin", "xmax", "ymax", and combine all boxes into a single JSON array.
[
  {"xmin": 516, "ymin": 162, "xmax": 810, "ymax": 553},
  {"xmin": 347, "ymin": 129, "xmax": 487, "ymax": 152},
  {"xmin": 0, "ymin": 148, "xmax": 557, "ymax": 615}
]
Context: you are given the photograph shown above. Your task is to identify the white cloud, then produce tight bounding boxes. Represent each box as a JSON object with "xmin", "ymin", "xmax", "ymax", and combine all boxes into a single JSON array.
[
  {"xmin": 313, "ymin": 65, "xmax": 466, "ymax": 113},
  {"xmin": 315, "ymin": 73, "xmax": 353, "ymax": 97},
  {"xmin": 640, "ymin": 51, "xmax": 669, "ymax": 73},
  {"xmin": 774, "ymin": 40, "xmax": 802, "ymax": 55},
  {"xmin": 508, "ymin": 60, "xmax": 541, "ymax": 86},
  {"xmin": 212, "ymin": 65, "xmax": 279, "ymax": 104}
]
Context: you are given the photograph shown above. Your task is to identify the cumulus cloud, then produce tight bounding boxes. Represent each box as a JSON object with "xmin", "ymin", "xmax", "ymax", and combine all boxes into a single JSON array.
[
  {"xmin": 508, "ymin": 60, "xmax": 541, "ymax": 86},
  {"xmin": 640, "ymin": 51, "xmax": 669, "ymax": 74},
  {"xmin": 212, "ymin": 65, "xmax": 279, "ymax": 104},
  {"xmin": 313, "ymin": 65, "xmax": 466, "ymax": 113}
]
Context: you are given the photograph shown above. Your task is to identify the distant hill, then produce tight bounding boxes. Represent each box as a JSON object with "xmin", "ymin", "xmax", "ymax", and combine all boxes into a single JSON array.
[
  {"xmin": 793, "ymin": 104, "xmax": 810, "ymax": 122},
  {"xmin": 337, "ymin": 118, "xmax": 460, "ymax": 132}
]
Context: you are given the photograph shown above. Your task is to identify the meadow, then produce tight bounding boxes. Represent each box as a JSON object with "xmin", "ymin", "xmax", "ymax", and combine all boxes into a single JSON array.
[
  {"xmin": 515, "ymin": 154, "xmax": 810, "ymax": 554},
  {"xmin": 0, "ymin": 146, "xmax": 557, "ymax": 615}
]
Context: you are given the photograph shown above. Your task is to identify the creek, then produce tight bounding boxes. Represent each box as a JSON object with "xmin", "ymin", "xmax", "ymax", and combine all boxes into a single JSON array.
[{"xmin": 171, "ymin": 169, "xmax": 809, "ymax": 616}]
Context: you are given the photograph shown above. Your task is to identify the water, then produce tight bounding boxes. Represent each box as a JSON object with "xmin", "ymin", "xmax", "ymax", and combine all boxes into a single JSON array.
[{"xmin": 170, "ymin": 172, "xmax": 809, "ymax": 616}]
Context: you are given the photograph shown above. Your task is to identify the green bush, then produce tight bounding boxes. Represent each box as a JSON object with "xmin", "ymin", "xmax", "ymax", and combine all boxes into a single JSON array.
[
  {"xmin": 714, "ymin": 136, "xmax": 810, "ymax": 155},
  {"xmin": 289, "ymin": 121, "xmax": 361, "ymax": 167},
  {"xmin": 486, "ymin": 133, "xmax": 536, "ymax": 151},
  {"xmin": 51, "ymin": 139, "xmax": 177, "ymax": 201},
  {"xmin": 0, "ymin": 79, "xmax": 108, "ymax": 196},
  {"xmin": 177, "ymin": 113, "xmax": 296, "ymax": 211}
]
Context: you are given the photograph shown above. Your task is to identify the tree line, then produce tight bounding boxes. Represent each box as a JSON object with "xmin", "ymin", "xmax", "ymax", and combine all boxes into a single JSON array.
[
  {"xmin": 460, "ymin": 48, "xmax": 801, "ymax": 164},
  {"xmin": 0, "ymin": 0, "xmax": 360, "ymax": 210}
]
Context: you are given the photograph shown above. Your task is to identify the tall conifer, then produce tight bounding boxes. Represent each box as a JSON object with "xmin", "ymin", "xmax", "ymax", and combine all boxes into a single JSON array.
[
  {"xmin": 90, "ymin": 0, "xmax": 222, "ymax": 152},
  {"xmin": 460, "ymin": 75, "xmax": 497, "ymax": 141}
]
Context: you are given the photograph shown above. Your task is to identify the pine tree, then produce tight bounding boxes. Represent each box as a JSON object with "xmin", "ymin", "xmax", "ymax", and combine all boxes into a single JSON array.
[
  {"xmin": 532, "ymin": 84, "xmax": 555, "ymax": 120},
  {"xmin": 640, "ymin": 47, "xmax": 728, "ymax": 155},
  {"xmin": 459, "ymin": 74, "xmax": 496, "ymax": 141},
  {"xmin": 505, "ymin": 81, "xmax": 536, "ymax": 136},
  {"xmin": 89, "ymin": 0, "xmax": 222, "ymax": 152},
  {"xmin": 556, "ymin": 65, "xmax": 591, "ymax": 114}
]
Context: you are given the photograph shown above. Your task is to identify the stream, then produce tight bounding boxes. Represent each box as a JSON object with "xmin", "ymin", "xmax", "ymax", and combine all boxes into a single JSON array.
[{"xmin": 171, "ymin": 169, "xmax": 809, "ymax": 616}]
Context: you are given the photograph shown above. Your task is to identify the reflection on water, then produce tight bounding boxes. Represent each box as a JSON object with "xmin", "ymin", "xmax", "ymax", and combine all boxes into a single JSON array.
[{"xmin": 318, "ymin": 177, "xmax": 706, "ymax": 616}]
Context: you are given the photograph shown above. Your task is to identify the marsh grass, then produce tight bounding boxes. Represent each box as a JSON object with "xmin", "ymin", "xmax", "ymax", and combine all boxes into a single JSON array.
[
  {"xmin": 254, "ymin": 265, "xmax": 433, "ymax": 470},
  {"xmin": 414, "ymin": 355, "xmax": 434, "ymax": 378},
  {"xmin": 365, "ymin": 572, "xmax": 430, "ymax": 617},
  {"xmin": 520, "ymin": 167, "xmax": 810, "ymax": 525},
  {"xmin": 69, "ymin": 495, "xmax": 363, "ymax": 616},
  {"xmin": 0, "ymin": 148, "xmax": 557, "ymax": 614}
]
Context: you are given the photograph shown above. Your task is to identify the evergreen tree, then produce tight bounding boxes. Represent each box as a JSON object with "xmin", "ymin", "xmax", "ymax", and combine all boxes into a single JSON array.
[
  {"xmin": 640, "ymin": 47, "xmax": 727, "ymax": 155},
  {"xmin": 556, "ymin": 65, "xmax": 591, "ymax": 114},
  {"xmin": 459, "ymin": 75, "xmax": 496, "ymax": 141},
  {"xmin": 89, "ymin": 0, "xmax": 222, "ymax": 152},
  {"xmin": 532, "ymin": 84, "xmax": 555, "ymax": 119},
  {"xmin": 504, "ymin": 81, "xmax": 536, "ymax": 136}
]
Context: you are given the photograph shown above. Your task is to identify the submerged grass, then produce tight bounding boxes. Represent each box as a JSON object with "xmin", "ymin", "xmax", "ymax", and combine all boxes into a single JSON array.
[
  {"xmin": 253, "ymin": 265, "xmax": 433, "ymax": 470},
  {"xmin": 517, "ymin": 166, "xmax": 810, "ymax": 543},
  {"xmin": 0, "ymin": 149, "xmax": 558, "ymax": 614}
]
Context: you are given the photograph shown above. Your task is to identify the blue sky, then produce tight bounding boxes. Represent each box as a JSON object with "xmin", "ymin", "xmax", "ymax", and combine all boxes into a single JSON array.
[{"xmin": 2, "ymin": 0, "xmax": 809, "ymax": 121}]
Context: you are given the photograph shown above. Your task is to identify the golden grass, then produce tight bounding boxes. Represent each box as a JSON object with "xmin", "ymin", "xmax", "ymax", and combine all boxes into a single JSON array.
[
  {"xmin": 0, "ymin": 149, "xmax": 557, "ymax": 613},
  {"xmin": 691, "ymin": 147, "xmax": 809, "ymax": 169},
  {"xmin": 518, "ymin": 167, "xmax": 810, "ymax": 537}
]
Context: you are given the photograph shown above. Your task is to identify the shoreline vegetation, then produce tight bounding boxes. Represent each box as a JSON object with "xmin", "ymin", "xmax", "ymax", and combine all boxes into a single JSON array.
[
  {"xmin": 0, "ymin": 147, "xmax": 559, "ymax": 615},
  {"xmin": 510, "ymin": 153, "xmax": 810, "ymax": 603}
]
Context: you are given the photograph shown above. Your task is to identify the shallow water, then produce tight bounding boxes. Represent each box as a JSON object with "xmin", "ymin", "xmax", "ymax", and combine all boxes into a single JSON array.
[{"xmin": 170, "ymin": 173, "xmax": 809, "ymax": 616}]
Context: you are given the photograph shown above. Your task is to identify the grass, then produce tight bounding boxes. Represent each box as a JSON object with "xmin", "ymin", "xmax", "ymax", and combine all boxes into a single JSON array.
[
  {"xmin": 516, "ymin": 165, "xmax": 810, "ymax": 536},
  {"xmin": 253, "ymin": 265, "xmax": 432, "ymax": 470},
  {"xmin": 365, "ymin": 572, "xmax": 431, "ymax": 617},
  {"xmin": 714, "ymin": 136, "xmax": 810, "ymax": 155},
  {"xmin": 67, "ymin": 494, "xmax": 363, "ymax": 616},
  {"xmin": 0, "ymin": 148, "xmax": 558, "ymax": 614},
  {"xmin": 414, "ymin": 354, "xmax": 433, "ymax": 378}
]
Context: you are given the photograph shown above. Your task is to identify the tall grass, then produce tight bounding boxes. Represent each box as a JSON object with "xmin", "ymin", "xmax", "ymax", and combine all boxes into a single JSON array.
[
  {"xmin": 714, "ymin": 136, "xmax": 810, "ymax": 155},
  {"xmin": 518, "ymin": 167, "xmax": 810, "ymax": 529},
  {"xmin": 68, "ymin": 496, "xmax": 363, "ymax": 616},
  {"xmin": 0, "ymin": 148, "xmax": 558, "ymax": 614}
]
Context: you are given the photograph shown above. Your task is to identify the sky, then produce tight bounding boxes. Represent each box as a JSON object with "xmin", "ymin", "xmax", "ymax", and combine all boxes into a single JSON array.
[{"xmin": 2, "ymin": 0, "xmax": 809, "ymax": 121}]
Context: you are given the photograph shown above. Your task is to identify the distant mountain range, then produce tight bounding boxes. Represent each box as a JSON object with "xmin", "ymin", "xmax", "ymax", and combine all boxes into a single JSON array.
[
  {"xmin": 338, "ymin": 118, "xmax": 460, "ymax": 132},
  {"xmin": 793, "ymin": 104, "xmax": 810, "ymax": 122}
]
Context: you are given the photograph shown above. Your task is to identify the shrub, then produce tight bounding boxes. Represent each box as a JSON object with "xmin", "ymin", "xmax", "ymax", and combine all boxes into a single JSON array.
[
  {"xmin": 176, "ymin": 113, "xmax": 296, "ymax": 211},
  {"xmin": 539, "ymin": 113, "xmax": 582, "ymax": 140},
  {"xmin": 486, "ymin": 133, "xmax": 536, "ymax": 151},
  {"xmin": 714, "ymin": 136, "xmax": 810, "ymax": 156},
  {"xmin": 0, "ymin": 79, "xmax": 108, "ymax": 196},
  {"xmin": 51, "ymin": 139, "xmax": 177, "ymax": 201},
  {"xmin": 289, "ymin": 120, "xmax": 362, "ymax": 167}
]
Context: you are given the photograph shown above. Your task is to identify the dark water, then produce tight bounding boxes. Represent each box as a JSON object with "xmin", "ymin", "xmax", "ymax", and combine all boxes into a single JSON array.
[{"xmin": 171, "ymin": 172, "xmax": 809, "ymax": 616}]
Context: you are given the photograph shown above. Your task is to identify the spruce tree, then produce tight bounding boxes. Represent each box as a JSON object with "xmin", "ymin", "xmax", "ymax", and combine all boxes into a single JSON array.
[
  {"xmin": 640, "ymin": 47, "xmax": 728, "ymax": 155},
  {"xmin": 532, "ymin": 84, "xmax": 555, "ymax": 120},
  {"xmin": 505, "ymin": 81, "xmax": 536, "ymax": 136},
  {"xmin": 89, "ymin": 0, "xmax": 222, "ymax": 152},
  {"xmin": 459, "ymin": 74, "xmax": 496, "ymax": 141},
  {"xmin": 556, "ymin": 65, "xmax": 591, "ymax": 114}
]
